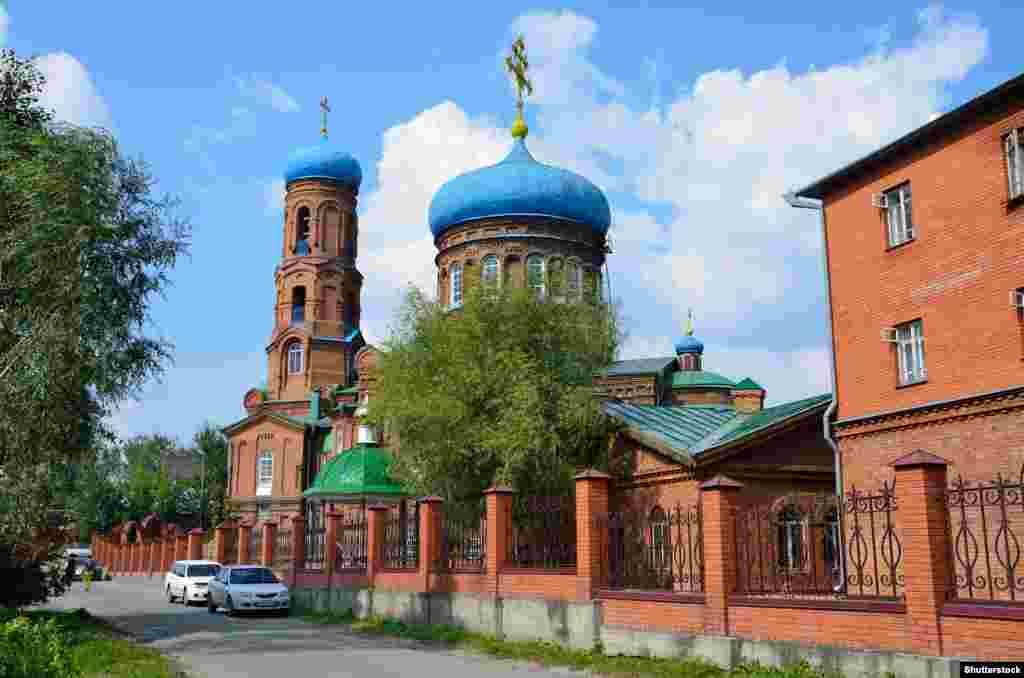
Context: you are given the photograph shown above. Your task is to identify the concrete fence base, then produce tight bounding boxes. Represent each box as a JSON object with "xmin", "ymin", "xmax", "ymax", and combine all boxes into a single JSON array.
[{"xmin": 291, "ymin": 585, "xmax": 963, "ymax": 678}]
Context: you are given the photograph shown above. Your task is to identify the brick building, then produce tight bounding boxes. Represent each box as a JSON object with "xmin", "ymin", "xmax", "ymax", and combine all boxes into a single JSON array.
[{"xmin": 791, "ymin": 72, "xmax": 1024, "ymax": 493}]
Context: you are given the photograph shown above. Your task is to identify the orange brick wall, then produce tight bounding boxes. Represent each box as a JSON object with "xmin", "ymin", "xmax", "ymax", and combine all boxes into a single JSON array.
[
  {"xmin": 602, "ymin": 598, "xmax": 704, "ymax": 634},
  {"xmin": 941, "ymin": 615, "xmax": 1024, "ymax": 661},
  {"xmin": 837, "ymin": 406, "xmax": 1024, "ymax": 491},
  {"xmin": 729, "ymin": 605, "xmax": 909, "ymax": 654},
  {"xmin": 824, "ymin": 97, "xmax": 1024, "ymax": 423}
]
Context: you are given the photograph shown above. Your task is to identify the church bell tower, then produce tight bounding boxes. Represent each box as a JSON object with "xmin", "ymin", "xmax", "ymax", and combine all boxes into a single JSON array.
[{"xmin": 266, "ymin": 97, "xmax": 365, "ymax": 402}]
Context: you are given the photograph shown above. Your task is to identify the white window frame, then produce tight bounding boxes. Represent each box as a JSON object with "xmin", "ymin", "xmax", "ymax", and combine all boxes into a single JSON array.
[
  {"xmin": 287, "ymin": 342, "xmax": 304, "ymax": 375},
  {"xmin": 450, "ymin": 264, "xmax": 463, "ymax": 309},
  {"xmin": 256, "ymin": 451, "xmax": 273, "ymax": 496},
  {"xmin": 895, "ymin": 319, "xmax": 927, "ymax": 386},
  {"xmin": 884, "ymin": 183, "xmax": 914, "ymax": 247},
  {"xmin": 527, "ymin": 255, "xmax": 546, "ymax": 300},
  {"xmin": 779, "ymin": 512, "xmax": 804, "ymax": 571},
  {"xmin": 481, "ymin": 255, "xmax": 500, "ymax": 292},
  {"xmin": 1006, "ymin": 129, "xmax": 1024, "ymax": 201}
]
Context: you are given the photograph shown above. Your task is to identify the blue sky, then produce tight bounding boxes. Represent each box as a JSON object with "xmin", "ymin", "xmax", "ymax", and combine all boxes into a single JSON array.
[{"xmin": 1, "ymin": 2, "xmax": 1019, "ymax": 444}]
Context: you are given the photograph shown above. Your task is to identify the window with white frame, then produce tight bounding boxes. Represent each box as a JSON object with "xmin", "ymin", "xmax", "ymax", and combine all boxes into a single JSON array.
[
  {"xmin": 287, "ymin": 341, "xmax": 304, "ymax": 374},
  {"xmin": 256, "ymin": 451, "xmax": 273, "ymax": 496},
  {"xmin": 884, "ymin": 183, "xmax": 914, "ymax": 247},
  {"xmin": 450, "ymin": 264, "xmax": 463, "ymax": 309},
  {"xmin": 777, "ymin": 508, "xmax": 804, "ymax": 570},
  {"xmin": 1006, "ymin": 129, "xmax": 1024, "ymax": 201},
  {"xmin": 526, "ymin": 254, "xmax": 546, "ymax": 299},
  {"xmin": 566, "ymin": 262, "xmax": 582, "ymax": 301},
  {"xmin": 895, "ymin": 319, "xmax": 927, "ymax": 385},
  {"xmin": 481, "ymin": 255, "xmax": 499, "ymax": 293}
]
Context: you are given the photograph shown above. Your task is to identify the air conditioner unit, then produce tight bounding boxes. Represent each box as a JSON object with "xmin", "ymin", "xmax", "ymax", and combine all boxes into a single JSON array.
[
  {"xmin": 880, "ymin": 328, "xmax": 899, "ymax": 343},
  {"xmin": 1012, "ymin": 289, "xmax": 1024, "ymax": 309},
  {"xmin": 871, "ymin": 193, "xmax": 888, "ymax": 209}
]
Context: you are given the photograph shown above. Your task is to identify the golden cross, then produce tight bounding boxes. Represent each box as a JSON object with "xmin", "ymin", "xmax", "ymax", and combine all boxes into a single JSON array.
[
  {"xmin": 505, "ymin": 35, "xmax": 533, "ymax": 111},
  {"xmin": 686, "ymin": 308, "xmax": 694, "ymax": 336},
  {"xmin": 320, "ymin": 96, "xmax": 331, "ymax": 139}
]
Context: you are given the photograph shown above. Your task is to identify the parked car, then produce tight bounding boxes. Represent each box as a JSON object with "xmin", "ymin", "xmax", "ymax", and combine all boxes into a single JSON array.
[
  {"xmin": 61, "ymin": 548, "xmax": 92, "ymax": 581},
  {"xmin": 207, "ymin": 564, "xmax": 290, "ymax": 616},
  {"xmin": 164, "ymin": 560, "xmax": 221, "ymax": 605}
]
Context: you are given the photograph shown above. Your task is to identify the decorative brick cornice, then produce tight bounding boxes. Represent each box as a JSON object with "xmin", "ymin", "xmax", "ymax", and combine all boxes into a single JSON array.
[
  {"xmin": 890, "ymin": 449, "xmax": 950, "ymax": 468},
  {"xmin": 699, "ymin": 474, "xmax": 743, "ymax": 490},
  {"xmin": 833, "ymin": 385, "xmax": 1024, "ymax": 439}
]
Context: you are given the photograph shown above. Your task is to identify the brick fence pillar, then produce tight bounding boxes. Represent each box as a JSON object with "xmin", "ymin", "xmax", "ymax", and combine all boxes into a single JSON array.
[
  {"xmin": 367, "ymin": 504, "xmax": 388, "ymax": 585},
  {"xmin": 575, "ymin": 469, "xmax": 611, "ymax": 600},
  {"xmin": 484, "ymin": 486, "xmax": 515, "ymax": 598},
  {"xmin": 290, "ymin": 514, "xmax": 305, "ymax": 586},
  {"xmin": 418, "ymin": 497, "xmax": 443, "ymax": 592},
  {"xmin": 700, "ymin": 474, "xmax": 743, "ymax": 635},
  {"xmin": 892, "ymin": 450, "xmax": 951, "ymax": 656},
  {"xmin": 188, "ymin": 529, "xmax": 204, "ymax": 561},
  {"xmin": 239, "ymin": 523, "xmax": 252, "ymax": 564},
  {"xmin": 176, "ymin": 532, "xmax": 188, "ymax": 561},
  {"xmin": 214, "ymin": 525, "xmax": 227, "ymax": 564},
  {"xmin": 262, "ymin": 521, "xmax": 276, "ymax": 567}
]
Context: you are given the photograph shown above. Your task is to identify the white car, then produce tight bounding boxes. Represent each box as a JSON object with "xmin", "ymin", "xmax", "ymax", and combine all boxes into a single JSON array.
[
  {"xmin": 164, "ymin": 560, "xmax": 221, "ymax": 606},
  {"xmin": 207, "ymin": 565, "xmax": 290, "ymax": 616}
]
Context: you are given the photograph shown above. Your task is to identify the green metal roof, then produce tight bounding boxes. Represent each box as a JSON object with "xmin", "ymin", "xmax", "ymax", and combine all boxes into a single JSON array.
[
  {"xmin": 733, "ymin": 377, "xmax": 764, "ymax": 390},
  {"xmin": 335, "ymin": 385, "xmax": 360, "ymax": 396},
  {"xmin": 603, "ymin": 393, "xmax": 832, "ymax": 462},
  {"xmin": 322, "ymin": 431, "xmax": 334, "ymax": 454},
  {"xmin": 303, "ymin": 443, "xmax": 406, "ymax": 499},
  {"xmin": 701, "ymin": 394, "xmax": 832, "ymax": 451},
  {"xmin": 670, "ymin": 370, "xmax": 735, "ymax": 390}
]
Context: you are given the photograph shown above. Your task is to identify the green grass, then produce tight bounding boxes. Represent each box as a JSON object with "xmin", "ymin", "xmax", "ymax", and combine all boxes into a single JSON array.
[
  {"xmin": 301, "ymin": 610, "xmax": 844, "ymax": 678},
  {"xmin": 1, "ymin": 608, "xmax": 188, "ymax": 678}
]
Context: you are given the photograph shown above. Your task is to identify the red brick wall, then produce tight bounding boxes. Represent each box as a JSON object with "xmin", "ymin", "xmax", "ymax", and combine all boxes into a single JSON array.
[
  {"xmin": 729, "ymin": 605, "xmax": 908, "ymax": 653},
  {"xmin": 837, "ymin": 406, "xmax": 1024, "ymax": 491},
  {"xmin": 602, "ymin": 598, "xmax": 704, "ymax": 634},
  {"xmin": 941, "ymin": 615, "xmax": 1024, "ymax": 661},
  {"xmin": 823, "ymin": 97, "xmax": 1024, "ymax": 422}
]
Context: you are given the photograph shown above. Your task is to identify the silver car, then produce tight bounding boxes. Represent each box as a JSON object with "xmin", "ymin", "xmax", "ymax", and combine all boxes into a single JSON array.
[{"xmin": 207, "ymin": 565, "xmax": 290, "ymax": 616}]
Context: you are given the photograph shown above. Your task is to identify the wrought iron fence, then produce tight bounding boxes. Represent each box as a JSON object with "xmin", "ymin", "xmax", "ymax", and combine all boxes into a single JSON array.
[
  {"xmin": 507, "ymin": 495, "xmax": 576, "ymax": 569},
  {"xmin": 223, "ymin": 528, "xmax": 239, "ymax": 564},
  {"xmin": 436, "ymin": 500, "xmax": 486, "ymax": 572},
  {"xmin": 844, "ymin": 482, "xmax": 904, "ymax": 598},
  {"xmin": 947, "ymin": 467, "xmax": 1024, "ymax": 603},
  {"xmin": 273, "ymin": 529, "xmax": 292, "ymax": 570},
  {"xmin": 249, "ymin": 525, "xmax": 263, "ymax": 563},
  {"xmin": 382, "ymin": 502, "xmax": 419, "ymax": 570},
  {"xmin": 734, "ymin": 486, "xmax": 903, "ymax": 599},
  {"xmin": 335, "ymin": 510, "xmax": 368, "ymax": 573},
  {"xmin": 597, "ymin": 503, "xmax": 703, "ymax": 593}
]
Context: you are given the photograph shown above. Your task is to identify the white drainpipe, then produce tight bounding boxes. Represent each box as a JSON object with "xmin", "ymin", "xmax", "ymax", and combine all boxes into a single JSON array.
[{"xmin": 784, "ymin": 191, "xmax": 845, "ymax": 591}]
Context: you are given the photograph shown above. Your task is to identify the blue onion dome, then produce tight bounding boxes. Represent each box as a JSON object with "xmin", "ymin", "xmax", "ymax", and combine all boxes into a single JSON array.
[
  {"xmin": 428, "ymin": 137, "xmax": 611, "ymax": 239},
  {"xmin": 284, "ymin": 139, "xmax": 362, "ymax": 191},
  {"xmin": 675, "ymin": 334, "xmax": 704, "ymax": 355}
]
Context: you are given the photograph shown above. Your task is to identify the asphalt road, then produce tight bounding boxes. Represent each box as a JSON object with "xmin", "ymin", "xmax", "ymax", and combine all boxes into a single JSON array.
[{"xmin": 45, "ymin": 576, "xmax": 581, "ymax": 678}]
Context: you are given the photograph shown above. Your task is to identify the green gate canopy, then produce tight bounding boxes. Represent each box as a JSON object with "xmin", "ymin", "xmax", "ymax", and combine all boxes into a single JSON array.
[{"xmin": 303, "ymin": 442, "xmax": 406, "ymax": 501}]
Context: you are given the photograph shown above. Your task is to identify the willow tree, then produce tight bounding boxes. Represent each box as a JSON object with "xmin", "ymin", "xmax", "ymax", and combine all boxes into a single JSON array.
[
  {"xmin": 0, "ymin": 48, "xmax": 190, "ymax": 605},
  {"xmin": 367, "ymin": 285, "xmax": 621, "ymax": 503}
]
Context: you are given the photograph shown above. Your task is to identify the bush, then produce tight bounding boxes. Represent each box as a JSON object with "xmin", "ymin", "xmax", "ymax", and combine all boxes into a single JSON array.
[
  {"xmin": 0, "ymin": 544, "xmax": 67, "ymax": 609},
  {"xmin": 0, "ymin": 614, "xmax": 77, "ymax": 678}
]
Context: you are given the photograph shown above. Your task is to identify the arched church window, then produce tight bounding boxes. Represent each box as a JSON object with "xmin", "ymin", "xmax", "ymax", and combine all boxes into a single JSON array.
[
  {"xmin": 450, "ymin": 263, "xmax": 463, "ymax": 309},
  {"xmin": 527, "ymin": 255, "xmax": 546, "ymax": 300},
  {"xmin": 567, "ymin": 262, "xmax": 582, "ymax": 301},
  {"xmin": 291, "ymin": 287, "xmax": 306, "ymax": 326},
  {"xmin": 256, "ymin": 451, "xmax": 273, "ymax": 496},
  {"xmin": 481, "ymin": 255, "xmax": 499, "ymax": 295},
  {"xmin": 287, "ymin": 341, "xmax": 304, "ymax": 375},
  {"xmin": 777, "ymin": 507, "xmax": 804, "ymax": 571},
  {"xmin": 295, "ymin": 207, "xmax": 311, "ymax": 255}
]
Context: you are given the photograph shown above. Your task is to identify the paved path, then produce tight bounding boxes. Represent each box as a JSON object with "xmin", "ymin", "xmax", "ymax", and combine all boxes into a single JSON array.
[{"xmin": 45, "ymin": 576, "xmax": 578, "ymax": 678}]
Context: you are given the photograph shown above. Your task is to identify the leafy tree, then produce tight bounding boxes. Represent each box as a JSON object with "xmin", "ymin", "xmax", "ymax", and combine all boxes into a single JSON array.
[
  {"xmin": 368, "ymin": 286, "xmax": 621, "ymax": 503},
  {"xmin": 191, "ymin": 421, "xmax": 229, "ymax": 529},
  {"xmin": 0, "ymin": 48, "xmax": 190, "ymax": 606}
]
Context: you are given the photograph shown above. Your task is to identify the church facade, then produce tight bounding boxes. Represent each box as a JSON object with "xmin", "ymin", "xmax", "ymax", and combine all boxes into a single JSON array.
[{"xmin": 223, "ymin": 105, "xmax": 837, "ymax": 540}]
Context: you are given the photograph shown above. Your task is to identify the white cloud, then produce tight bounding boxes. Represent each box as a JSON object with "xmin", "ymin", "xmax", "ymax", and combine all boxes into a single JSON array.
[
  {"xmin": 350, "ymin": 6, "xmax": 987, "ymax": 402},
  {"xmin": 34, "ymin": 52, "xmax": 112, "ymax": 128},
  {"xmin": 236, "ymin": 77, "xmax": 301, "ymax": 113}
]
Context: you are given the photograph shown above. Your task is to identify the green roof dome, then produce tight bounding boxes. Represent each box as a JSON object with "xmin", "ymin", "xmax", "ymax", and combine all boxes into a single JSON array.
[
  {"xmin": 303, "ymin": 443, "xmax": 405, "ymax": 500},
  {"xmin": 671, "ymin": 370, "xmax": 735, "ymax": 390}
]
